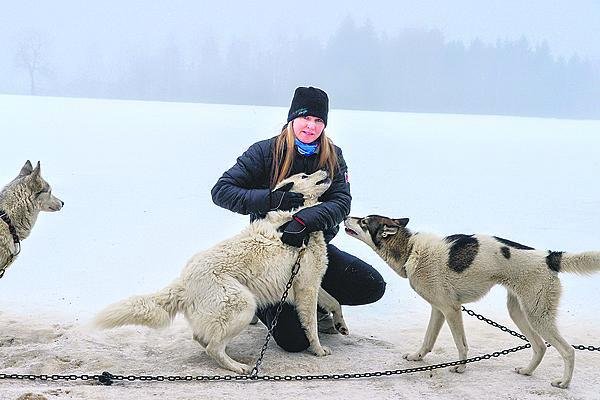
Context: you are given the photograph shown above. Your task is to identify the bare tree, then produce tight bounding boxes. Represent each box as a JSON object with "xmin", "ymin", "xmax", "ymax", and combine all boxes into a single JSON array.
[{"xmin": 15, "ymin": 31, "xmax": 50, "ymax": 95}]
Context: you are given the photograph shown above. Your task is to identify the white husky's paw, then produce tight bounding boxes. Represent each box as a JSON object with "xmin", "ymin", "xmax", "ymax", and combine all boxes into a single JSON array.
[
  {"xmin": 333, "ymin": 317, "xmax": 349, "ymax": 335},
  {"xmin": 231, "ymin": 362, "xmax": 253, "ymax": 375},
  {"xmin": 449, "ymin": 364, "xmax": 466, "ymax": 373},
  {"xmin": 312, "ymin": 345, "xmax": 332, "ymax": 357},
  {"xmin": 403, "ymin": 352, "xmax": 424, "ymax": 361},
  {"xmin": 551, "ymin": 378, "xmax": 570, "ymax": 389},
  {"xmin": 514, "ymin": 366, "xmax": 532, "ymax": 376}
]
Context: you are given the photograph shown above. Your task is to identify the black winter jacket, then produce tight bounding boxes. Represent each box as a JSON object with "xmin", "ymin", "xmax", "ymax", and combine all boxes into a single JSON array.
[{"xmin": 211, "ymin": 136, "xmax": 351, "ymax": 243}]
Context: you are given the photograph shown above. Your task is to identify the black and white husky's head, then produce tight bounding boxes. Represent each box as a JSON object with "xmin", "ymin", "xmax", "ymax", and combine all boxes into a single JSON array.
[
  {"xmin": 273, "ymin": 170, "xmax": 331, "ymax": 206},
  {"xmin": 344, "ymin": 215, "xmax": 412, "ymax": 276},
  {"xmin": 344, "ymin": 215, "xmax": 409, "ymax": 250}
]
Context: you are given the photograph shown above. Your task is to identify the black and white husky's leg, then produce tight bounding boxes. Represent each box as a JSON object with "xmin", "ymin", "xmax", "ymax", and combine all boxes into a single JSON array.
[
  {"xmin": 403, "ymin": 306, "xmax": 445, "ymax": 361},
  {"xmin": 443, "ymin": 306, "xmax": 469, "ymax": 373},
  {"xmin": 506, "ymin": 291, "xmax": 546, "ymax": 376},
  {"xmin": 518, "ymin": 280, "xmax": 574, "ymax": 389},
  {"xmin": 318, "ymin": 288, "xmax": 348, "ymax": 335}
]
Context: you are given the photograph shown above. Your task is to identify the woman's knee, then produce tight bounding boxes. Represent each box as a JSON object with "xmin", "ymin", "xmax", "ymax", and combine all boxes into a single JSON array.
[
  {"xmin": 272, "ymin": 330, "xmax": 309, "ymax": 352},
  {"xmin": 323, "ymin": 247, "xmax": 387, "ymax": 305},
  {"xmin": 367, "ymin": 278, "xmax": 386, "ymax": 303},
  {"xmin": 346, "ymin": 261, "xmax": 386, "ymax": 304},
  {"xmin": 257, "ymin": 303, "xmax": 310, "ymax": 353}
]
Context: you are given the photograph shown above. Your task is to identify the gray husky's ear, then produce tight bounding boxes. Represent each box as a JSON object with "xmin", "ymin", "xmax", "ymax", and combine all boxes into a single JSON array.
[
  {"xmin": 394, "ymin": 218, "xmax": 409, "ymax": 227},
  {"xmin": 381, "ymin": 225, "xmax": 399, "ymax": 238},
  {"xmin": 30, "ymin": 161, "xmax": 41, "ymax": 180},
  {"xmin": 18, "ymin": 160, "xmax": 34, "ymax": 177}
]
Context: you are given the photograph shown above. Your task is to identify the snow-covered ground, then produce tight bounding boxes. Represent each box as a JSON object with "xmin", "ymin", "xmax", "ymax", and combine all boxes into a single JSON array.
[{"xmin": 0, "ymin": 94, "xmax": 599, "ymax": 399}]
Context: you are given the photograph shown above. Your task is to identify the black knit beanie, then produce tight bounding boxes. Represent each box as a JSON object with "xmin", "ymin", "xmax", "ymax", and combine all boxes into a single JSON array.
[{"xmin": 287, "ymin": 86, "xmax": 329, "ymax": 126}]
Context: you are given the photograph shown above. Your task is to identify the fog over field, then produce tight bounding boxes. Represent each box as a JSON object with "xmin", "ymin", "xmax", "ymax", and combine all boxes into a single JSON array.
[{"xmin": 2, "ymin": 1, "xmax": 599, "ymax": 118}]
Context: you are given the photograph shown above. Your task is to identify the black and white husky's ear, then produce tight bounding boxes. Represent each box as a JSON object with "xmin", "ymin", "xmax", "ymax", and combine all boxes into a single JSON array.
[
  {"xmin": 18, "ymin": 160, "xmax": 33, "ymax": 177},
  {"xmin": 393, "ymin": 218, "xmax": 409, "ymax": 227},
  {"xmin": 381, "ymin": 225, "xmax": 399, "ymax": 238},
  {"xmin": 275, "ymin": 182, "xmax": 294, "ymax": 192}
]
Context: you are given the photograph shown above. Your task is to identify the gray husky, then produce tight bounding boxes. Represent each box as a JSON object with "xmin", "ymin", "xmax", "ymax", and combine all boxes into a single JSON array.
[
  {"xmin": 344, "ymin": 214, "xmax": 600, "ymax": 388},
  {"xmin": 0, "ymin": 161, "xmax": 63, "ymax": 278},
  {"xmin": 95, "ymin": 170, "xmax": 347, "ymax": 374}
]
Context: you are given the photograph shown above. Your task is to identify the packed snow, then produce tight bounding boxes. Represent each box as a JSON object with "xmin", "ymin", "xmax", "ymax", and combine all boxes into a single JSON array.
[{"xmin": 0, "ymin": 95, "xmax": 599, "ymax": 399}]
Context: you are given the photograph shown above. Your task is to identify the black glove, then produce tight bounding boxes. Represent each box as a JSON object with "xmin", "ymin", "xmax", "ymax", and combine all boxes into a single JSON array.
[
  {"xmin": 278, "ymin": 217, "xmax": 310, "ymax": 247},
  {"xmin": 269, "ymin": 182, "xmax": 304, "ymax": 211}
]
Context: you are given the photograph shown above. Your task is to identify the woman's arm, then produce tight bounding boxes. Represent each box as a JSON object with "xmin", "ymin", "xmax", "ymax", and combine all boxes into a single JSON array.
[{"xmin": 210, "ymin": 140, "xmax": 272, "ymax": 215}]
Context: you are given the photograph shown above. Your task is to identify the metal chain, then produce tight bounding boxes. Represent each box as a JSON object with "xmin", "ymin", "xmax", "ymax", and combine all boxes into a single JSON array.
[
  {"xmin": 461, "ymin": 307, "xmax": 528, "ymax": 341},
  {"xmin": 461, "ymin": 306, "xmax": 600, "ymax": 352},
  {"xmin": 0, "ymin": 264, "xmax": 7, "ymax": 279},
  {"xmin": 1, "ymin": 287, "xmax": 598, "ymax": 385},
  {"xmin": 0, "ymin": 343, "xmax": 531, "ymax": 385},
  {"xmin": 250, "ymin": 247, "xmax": 306, "ymax": 377}
]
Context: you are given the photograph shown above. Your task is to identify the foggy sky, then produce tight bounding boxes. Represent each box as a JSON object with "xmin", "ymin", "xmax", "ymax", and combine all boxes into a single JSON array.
[
  {"xmin": 3, "ymin": 0, "xmax": 599, "ymax": 61},
  {"xmin": 1, "ymin": 1, "xmax": 599, "ymax": 119}
]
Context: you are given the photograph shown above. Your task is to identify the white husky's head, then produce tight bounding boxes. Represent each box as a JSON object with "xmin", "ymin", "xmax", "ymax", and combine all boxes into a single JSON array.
[
  {"xmin": 4, "ymin": 161, "xmax": 64, "ymax": 213},
  {"xmin": 273, "ymin": 170, "xmax": 331, "ymax": 206}
]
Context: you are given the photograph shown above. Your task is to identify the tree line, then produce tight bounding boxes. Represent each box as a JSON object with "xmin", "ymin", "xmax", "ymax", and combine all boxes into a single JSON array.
[{"xmin": 13, "ymin": 19, "xmax": 600, "ymax": 119}]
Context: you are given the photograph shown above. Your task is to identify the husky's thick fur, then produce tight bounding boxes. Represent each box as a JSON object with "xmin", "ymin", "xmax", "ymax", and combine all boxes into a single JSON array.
[
  {"xmin": 344, "ymin": 214, "xmax": 600, "ymax": 388},
  {"xmin": 95, "ymin": 170, "xmax": 348, "ymax": 374},
  {"xmin": 0, "ymin": 161, "xmax": 63, "ymax": 277}
]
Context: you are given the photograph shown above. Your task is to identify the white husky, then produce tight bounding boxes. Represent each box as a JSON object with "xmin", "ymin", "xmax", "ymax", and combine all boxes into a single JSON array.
[
  {"xmin": 0, "ymin": 161, "xmax": 63, "ymax": 278},
  {"xmin": 95, "ymin": 170, "xmax": 348, "ymax": 374},
  {"xmin": 344, "ymin": 214, "xmax": 600, "ymax": 388}
]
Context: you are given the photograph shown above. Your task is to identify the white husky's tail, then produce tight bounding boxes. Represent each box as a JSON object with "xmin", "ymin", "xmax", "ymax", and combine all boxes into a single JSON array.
[
  {"xmin": 561, "ymin": 252, "xmax": 600, "ymax": 275},
  {"xmin": 94, "ymin": 279, "xmax": 185, "ymax": 329}
]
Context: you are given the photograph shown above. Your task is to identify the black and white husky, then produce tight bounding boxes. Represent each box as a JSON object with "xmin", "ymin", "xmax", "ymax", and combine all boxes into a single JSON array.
[{"xmin": 344, "ymin": 214, "xmax": 600, "ymax": 389}]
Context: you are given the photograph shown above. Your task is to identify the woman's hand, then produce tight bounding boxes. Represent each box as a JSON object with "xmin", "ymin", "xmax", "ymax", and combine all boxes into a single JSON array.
[
  {"xmin": 278, "ymin": 217, "xmax": 309, "ymax": 247},
  {"xmin": 269, "ymin": 183, "xmax": 304, "ymax": 211}
]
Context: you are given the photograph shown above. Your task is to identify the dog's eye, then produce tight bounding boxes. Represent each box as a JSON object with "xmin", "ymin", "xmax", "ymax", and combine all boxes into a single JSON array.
[{"xmin": 301, "ymin": 175, "xmax": 308, "ymax": 179}]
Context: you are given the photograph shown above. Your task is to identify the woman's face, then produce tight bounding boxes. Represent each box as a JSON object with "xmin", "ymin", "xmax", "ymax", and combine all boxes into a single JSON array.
[{"xmin": 292, "ymin": 116, "xmax": 325, "ymax": 144}]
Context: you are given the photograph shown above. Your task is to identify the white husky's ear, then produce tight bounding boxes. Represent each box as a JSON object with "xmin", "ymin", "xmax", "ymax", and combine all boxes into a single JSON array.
[
  {"xmin": 18, "ymin": 160, "xmax": 34, "ymax": 177},
  {"xmin": 381, "ymin": 225, "xmax": 399, "ymax": 238},
  {"xmin": 274, "ymin": 182, "xmax": 294, "ymax": 192}
]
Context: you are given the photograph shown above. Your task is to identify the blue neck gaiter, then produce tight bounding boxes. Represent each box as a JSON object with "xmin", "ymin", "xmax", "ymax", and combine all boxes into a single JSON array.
[{"xmin": 295, "ymin": 138, "xmax": 320, "ymax": 156}]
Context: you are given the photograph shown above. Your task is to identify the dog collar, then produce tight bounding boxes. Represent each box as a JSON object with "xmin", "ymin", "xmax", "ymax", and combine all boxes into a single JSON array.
[{"xmin": 0, "ymin": 209, "xmax": 21, "ymax": 257}]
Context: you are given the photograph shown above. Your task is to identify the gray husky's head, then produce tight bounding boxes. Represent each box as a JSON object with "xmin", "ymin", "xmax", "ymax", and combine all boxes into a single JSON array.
[
  {"xmin": 273, "ymin": 170, "xmax": 331, "ymax": 206},
  {"xmin": 3, "ymin": 161, "xmax": 63, "ymax": 213},
  {"xmin": 344, "ymin": 215, "xmax": 410, "ymax": 250}
]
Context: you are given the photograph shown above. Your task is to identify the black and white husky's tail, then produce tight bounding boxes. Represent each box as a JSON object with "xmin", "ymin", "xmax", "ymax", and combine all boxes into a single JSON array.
[
  {"xmin": 94, "ymin": 279, "xmax": 185, "ymax": 329},
  {"xmin": 561, "ymin": 251, "xmax": 600, "ymax": 275}
]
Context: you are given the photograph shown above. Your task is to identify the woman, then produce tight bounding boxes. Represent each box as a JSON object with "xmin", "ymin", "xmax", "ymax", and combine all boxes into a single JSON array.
[{"xmin": 211, "ymin": 86, "xmax": 386, "ymax": 352}]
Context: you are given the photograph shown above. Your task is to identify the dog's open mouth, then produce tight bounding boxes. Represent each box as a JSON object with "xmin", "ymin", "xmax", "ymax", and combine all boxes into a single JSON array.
[
  {"xmin": 344, "ymin": 227, "xmax": 358, "ymax": 236},
  {"xmin": 316, "ymin": 178, "xmax": 331, "ymax": 186}
]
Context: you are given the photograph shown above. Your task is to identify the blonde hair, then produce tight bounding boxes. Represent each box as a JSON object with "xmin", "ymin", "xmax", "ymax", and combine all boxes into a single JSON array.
[{"xmin": 270, "ymin": 122, "xmax": 339, "ymax": 188}]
